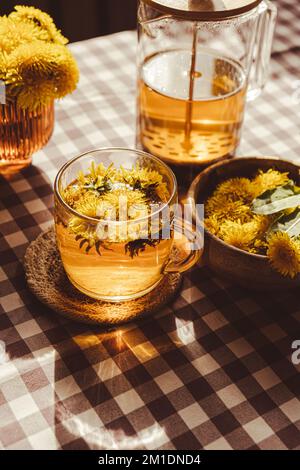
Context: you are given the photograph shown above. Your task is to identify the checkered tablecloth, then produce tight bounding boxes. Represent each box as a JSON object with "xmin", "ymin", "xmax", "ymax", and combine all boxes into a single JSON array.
[{"xmin": 1, "ymin": 1, "xmax": 300, "ymax": 451}]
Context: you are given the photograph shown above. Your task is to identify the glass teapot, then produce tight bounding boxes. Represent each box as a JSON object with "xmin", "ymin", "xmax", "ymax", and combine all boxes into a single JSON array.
[{"xmin": 136, "ymin": 0, "xmax": 277, "ymax": 172}]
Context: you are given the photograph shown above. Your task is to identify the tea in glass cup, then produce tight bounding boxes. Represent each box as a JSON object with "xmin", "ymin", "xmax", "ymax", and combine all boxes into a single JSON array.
[{"xmin": 54, "ymin": 148, "xmax": 201, "ymax": 302}]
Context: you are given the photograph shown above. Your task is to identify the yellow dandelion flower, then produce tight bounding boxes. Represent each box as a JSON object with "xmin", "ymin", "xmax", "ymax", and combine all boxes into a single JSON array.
[
  {"xmin": 63, "ymin": 161, "xmax": 174, "ymax": 243},
  {"xmin": 77, "ymin": 170, "xmax": 87, "ymax": 185},
  {"xmin": 100, "ymin": 189, "xmax": 148, "ymax": 219},
  {"xmin": 254, "ymin": 238, "xmax": 268, "ymax": 253},
  {"xmin": 120, "ymin": 165, "xmax": 169, "ymax": 202},
  {"xmin": 10, "ymin": 5, "xmax": 68, "ymax": 45},
  {"xmin": 0, "ymin": 51, "xmax": 9, "ymax": 82},
  {"xmin": 205, "ymin": 194, "xmax": 252, "ymax": 223},
  {"xmin": 120, "ymin": 165, "xmax": 162, "ymax": 186},
  {"xmin": 251, "ymin": 169, "xmax": 290, "ymax": 198},
  {"xmin": 205, "ymin": 215, "xmax": 220, "ymax": 236},
  {"xmin": 244, "ymin": 214, "xmax": 273, "ymax": 254},
  {"xmin": 73, "ymin": 192, "xmax": 99, "ymax": 218},
  {"xmin": 215, "ymin": 177, "xmax": 255, "ymax": 202},
  {"xmin": 89, "ymin": 161, "xmax": 107, "ymax": 180},
  {"xmin": 8, "ymin": 41, "xmax": 79, "ymax": 110},
  {"xmin": 205, "ymin": 193, "xmax": 228, "ymax": 216},
  {"xmin": 62, "ymin": 184, "xmax": 86, "ymax": 208},
  {"xmin": 0, "ymin": 16, "xmax": 46, "ymax": 54},
  {"xmin": 86, "ymin": 162, "xmax": 116, "ymax": 185},
  {"xmin": 267, "ymin": 232, "xmax": 300, "ymax": 278},
  {"xmin": 52, "ymin": 49, "xmax": 79, "ymax": 98},
  {"xmin": 252, "ymin": 214, "xmax": 273, "ymax": 236},
  {"xmin": 219, "ymin": 220, "xmax": 258, "ymax": 252},
  {"xmin": 68, "ymin": 193, "xmax": 100, "ymax": 244},
  {"xmin": 69, "ymin": 217, "xmax": 99, "ymax": 246},
  {"xmin": 204, "ymin": 169, "xmax": 297, "ymax": 257},
  {"xmin": 16, "ymin": 81, "xmax": 56, "ymax": 110}
]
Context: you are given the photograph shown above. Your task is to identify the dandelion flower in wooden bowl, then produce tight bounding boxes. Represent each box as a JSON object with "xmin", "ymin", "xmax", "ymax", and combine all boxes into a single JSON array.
[
  {"xmin": 188, "ymin": 157, "xmax": 300, "ymax": 290},
  {"xmin": 267, "ymin": 232, "xmax": 300, "ymax": 279}
]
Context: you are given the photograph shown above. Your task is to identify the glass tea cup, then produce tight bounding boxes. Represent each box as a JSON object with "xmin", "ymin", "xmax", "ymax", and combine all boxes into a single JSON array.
[{"xmin": 54, "ymin": 148, "xmax": 202, "ymax": 302}]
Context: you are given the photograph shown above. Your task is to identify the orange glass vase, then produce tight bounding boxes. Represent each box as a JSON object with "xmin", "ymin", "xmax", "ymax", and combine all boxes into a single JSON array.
[{"xmin": 0, "ymin": 100, "xmax": 54, "ymax": 176}]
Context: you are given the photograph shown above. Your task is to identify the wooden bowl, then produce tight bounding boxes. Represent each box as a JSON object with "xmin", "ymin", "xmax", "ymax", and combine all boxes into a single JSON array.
[{"xmin": 188, "ymin": 157, "xmax": 300, "ymax": 291}]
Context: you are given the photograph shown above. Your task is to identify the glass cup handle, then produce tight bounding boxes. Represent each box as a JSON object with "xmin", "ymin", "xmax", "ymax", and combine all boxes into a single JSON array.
[
  {"xmin": 247, "ymin": 0, "xmax": 277, "ymax": 102},
  {"xmin": 164, "ymin": 218, "xmax": 203, "ymax": 274}
]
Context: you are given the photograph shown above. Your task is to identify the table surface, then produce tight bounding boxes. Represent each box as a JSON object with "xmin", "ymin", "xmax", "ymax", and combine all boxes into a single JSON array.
[{"xmin": 1, "ymin": 0, "xmax": 300, "ymax": 450}]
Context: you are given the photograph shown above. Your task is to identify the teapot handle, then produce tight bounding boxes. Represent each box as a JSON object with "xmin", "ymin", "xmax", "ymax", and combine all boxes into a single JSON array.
[{"xmin": 247, "ymin": 0, "xmax": 277, "ymax": 102}]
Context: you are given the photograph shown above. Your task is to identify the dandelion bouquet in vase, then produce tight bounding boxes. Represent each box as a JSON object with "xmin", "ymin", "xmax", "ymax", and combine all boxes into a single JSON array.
[{"xmin": 0, "ymin": 5, "xmax": 79, "ymax": 175}]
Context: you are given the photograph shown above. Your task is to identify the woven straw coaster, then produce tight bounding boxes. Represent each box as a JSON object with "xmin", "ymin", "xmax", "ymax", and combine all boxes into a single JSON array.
[{"xmin": 24, "ymin": 227, "xmax": 182, "ymax": 326}]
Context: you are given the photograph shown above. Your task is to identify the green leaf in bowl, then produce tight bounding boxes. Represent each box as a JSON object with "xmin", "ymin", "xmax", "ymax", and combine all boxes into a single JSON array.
[
  {"xmin": 268, "ymin": 208, "xmax": 300, "ymax": 239},
  {"xmin": 252, "ymin": 184, "xmax": 300, "ymax": 215}
]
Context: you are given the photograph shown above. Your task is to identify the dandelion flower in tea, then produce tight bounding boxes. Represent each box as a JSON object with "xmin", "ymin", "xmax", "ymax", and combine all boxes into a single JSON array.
[{"xmin": 55, "ymin": 161, "xmax": 173, "ymax": 299}]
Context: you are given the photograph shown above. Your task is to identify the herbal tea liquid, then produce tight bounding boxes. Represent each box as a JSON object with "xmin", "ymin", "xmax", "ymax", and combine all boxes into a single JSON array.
[
  {"xmin": 138, "ymin": 49, "xmax": 247, "ymax": 165},
  {"xmin": 56, "ymin": 220, "xmax": 173, "ymax": 301}
]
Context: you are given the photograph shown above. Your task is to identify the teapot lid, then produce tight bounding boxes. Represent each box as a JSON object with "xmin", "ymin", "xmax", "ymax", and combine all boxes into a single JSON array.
[{"xmin": 142, "ymin": 0, "xmax": 263, "ymax": 20}]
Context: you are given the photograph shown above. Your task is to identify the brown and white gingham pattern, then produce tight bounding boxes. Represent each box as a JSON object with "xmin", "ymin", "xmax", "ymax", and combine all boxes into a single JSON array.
[
  {"xmin": 273, "ymin": 0, "xmax": 300, "ymax": 53},
  {"xmin": 1, "ymin": 1, "xmax": 300, "ymax": 450}
]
